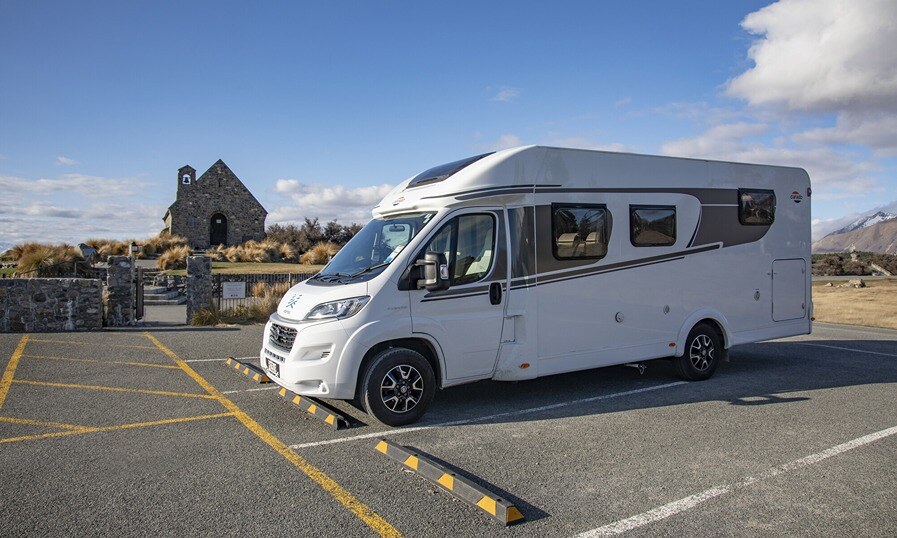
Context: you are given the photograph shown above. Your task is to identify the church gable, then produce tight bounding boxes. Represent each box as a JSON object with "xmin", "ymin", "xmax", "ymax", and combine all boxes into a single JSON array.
[{"xmin": 162, "ymin": 159, "xmax": 268, "ymax": 249}]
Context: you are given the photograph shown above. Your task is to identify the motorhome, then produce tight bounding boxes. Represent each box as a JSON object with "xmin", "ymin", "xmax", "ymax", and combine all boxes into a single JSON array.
[{"xmin": 261, "ymin": 146, "xmax": 812, "ymax": 426}]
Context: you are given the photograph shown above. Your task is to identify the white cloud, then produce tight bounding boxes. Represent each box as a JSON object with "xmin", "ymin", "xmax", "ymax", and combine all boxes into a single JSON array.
[
  {"xmin": 0, "ymin": 173, "xmax": 145, "ymax": 197},
  {"xmin": 727, "ymin": 0, "xmax": 897, "ymax": 113},
  {"xmin": 0, "ymin": 173, "xmax": 164, "ymax": 246},
  {"xmin": 725, "ymin": 0, "xmax": 897, "ymax": 154},
  {"xmin": 55, "ymin": 156, "xmax": 79, "ymax": 166},
  {"xmin": 660, "ymin": 121, "xmax": 880, "ymax": 196},
  {"xmin": 614, "ymin": 97, "xmax": 632, "ymax": 108},
  {"xmin": 476, "ymin": 133, "xmax": 524, "ymax": 152},
  {"xmin": 268, "ymin": 180, "xmax": 395, "ymax": 225},
  {"xmin": 795, "ymin": 112, "xmax": 897, "ymax": 156},
  {"xmin": 489, "ymin": 86, "xmax": 520, "ymax": 102},
  {"xmin": 544, "ymin": 136, "xmax": 635, "ymax": 153}
]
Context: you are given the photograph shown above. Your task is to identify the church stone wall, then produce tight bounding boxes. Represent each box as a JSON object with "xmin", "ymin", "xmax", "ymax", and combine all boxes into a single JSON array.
[{"xmin": 166, "ymin": 160, "xmax": 267, "ymax": 249}]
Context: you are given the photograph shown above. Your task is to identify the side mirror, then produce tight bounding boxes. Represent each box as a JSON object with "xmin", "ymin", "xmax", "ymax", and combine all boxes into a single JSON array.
[{"xmin": 415, "ymin": 252, "xmax": 450, "ymax": 291}]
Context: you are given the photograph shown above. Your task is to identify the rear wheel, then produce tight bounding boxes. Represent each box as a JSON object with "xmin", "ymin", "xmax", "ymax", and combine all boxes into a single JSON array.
[
  {"xmin": 675, "ymin": 323, "xmax": 721, "ymax": 381},
  {"xmin": 360, "ymin": 348, "xmax": 436, "ymax": 426}
]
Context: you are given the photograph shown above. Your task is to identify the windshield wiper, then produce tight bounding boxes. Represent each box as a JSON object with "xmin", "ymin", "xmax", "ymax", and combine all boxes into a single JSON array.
[
  {"xmin": 314, "ymin": 272, "xmax": 352, "ymax": 282},
  {"xmin": 349, "ymin": 262, "xmax": 390, "ymax": 278}
]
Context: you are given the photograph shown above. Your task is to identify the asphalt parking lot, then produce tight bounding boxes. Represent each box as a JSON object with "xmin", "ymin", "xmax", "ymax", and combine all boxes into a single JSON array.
[{"xmin": 1, "ymin": 322, "xmax": 895, "ymax": 537}]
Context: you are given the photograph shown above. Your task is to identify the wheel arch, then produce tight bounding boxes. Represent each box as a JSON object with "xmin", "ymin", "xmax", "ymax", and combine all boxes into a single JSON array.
[
  {"xmin": 355, "ymin": 337, "xmax": 443, "ymax": 399},
  {"xmin": 675, "ymin": 310, "xmax": 731, "ymax": 357}
]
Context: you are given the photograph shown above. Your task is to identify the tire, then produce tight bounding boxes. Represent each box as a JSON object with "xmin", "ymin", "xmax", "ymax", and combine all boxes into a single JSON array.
[
  {"xmin": 359, "ymin": 348, "xmax": 436, "ymax": 426},
  {"xmin": 675, "ymin": 323, "xmax": 722, "ymax": 381}
]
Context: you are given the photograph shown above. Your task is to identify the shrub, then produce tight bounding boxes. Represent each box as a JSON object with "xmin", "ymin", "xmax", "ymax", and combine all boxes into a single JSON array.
[
  {"xmin": 157, "ymin": 245, "xmax": 192, "ymax": 270},
  {"xmin": 300, "ymin": 242, "xmax": 340, "ymax": 265},
  {"xmin": 266, "ymin": 219, "xmax": 361, "ymax": 253},
  {"xmin": 189, "ymin": 308, "xmax": 222, "ymax": 326}
]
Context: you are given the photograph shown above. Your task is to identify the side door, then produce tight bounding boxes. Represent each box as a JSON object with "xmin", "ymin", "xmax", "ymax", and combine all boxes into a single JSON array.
[
  {"xmin": 772, "ymin": 258, "xmax": 807, "ymax": 321},
  {"xmin": 409, "ymin": 209, "xmax": 508, "ymax": 381}
]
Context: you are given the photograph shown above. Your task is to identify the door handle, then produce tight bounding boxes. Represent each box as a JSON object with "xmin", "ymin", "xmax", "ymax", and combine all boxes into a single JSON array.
[{"xmin": 489, "ymin": 282, "xmax": 502, "ymax": 305}]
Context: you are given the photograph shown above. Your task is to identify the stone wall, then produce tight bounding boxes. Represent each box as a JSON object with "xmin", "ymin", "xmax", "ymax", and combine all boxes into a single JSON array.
[
  {"xmin": 186, "ymin": 256, "xmax": 213, "ymax": 322},
  {"xmin": 0, "ymin": 278, "xmax": 103, "ymax": 332},
  {"xmin": 105, "ymin": 256, "xmax": 135, "ymax": 327}
]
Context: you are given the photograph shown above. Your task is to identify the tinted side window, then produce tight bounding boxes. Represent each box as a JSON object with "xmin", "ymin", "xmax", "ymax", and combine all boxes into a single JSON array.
[
  {"xmin": 739, "ymin": 189, "xmax": 776, "ymax": 225},
  {"xmin": 552, "ymin": 205, "xmax": 608, "ymax": 260},
  {"xmin": 630, "ymin": 206, "xmax": 676, "ymax": 246},
  {"xmin": 422, "ymin": 214, "xmax": 495, "ymax": 285}
]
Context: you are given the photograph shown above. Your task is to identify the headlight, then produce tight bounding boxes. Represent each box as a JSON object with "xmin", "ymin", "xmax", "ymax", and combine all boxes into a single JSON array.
[{"xmin": 303, "ymin": 296, "xmax": 370, "ymax": 321}]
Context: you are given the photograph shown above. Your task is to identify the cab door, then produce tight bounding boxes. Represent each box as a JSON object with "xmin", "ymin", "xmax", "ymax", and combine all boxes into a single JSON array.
[{"xmin": 409, "ymin": 209, "xmax": 508, "ymax": 381}]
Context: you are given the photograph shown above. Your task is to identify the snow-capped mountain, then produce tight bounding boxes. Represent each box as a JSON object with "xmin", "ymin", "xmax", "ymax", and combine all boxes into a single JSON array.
[{"xmin": 825, "ymin": 211, "xmax": 897, "ymax": 238}]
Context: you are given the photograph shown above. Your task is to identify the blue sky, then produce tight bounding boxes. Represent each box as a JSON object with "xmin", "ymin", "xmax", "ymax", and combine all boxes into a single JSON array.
[{"xmin": 2, "ymin": 0, "xmax": 896, "ymax": 249}]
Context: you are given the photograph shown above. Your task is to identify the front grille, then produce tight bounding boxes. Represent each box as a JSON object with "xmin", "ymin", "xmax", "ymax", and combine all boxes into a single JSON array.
[{"xmin": 269, "ymin": 323, "xmax": 297, "ymax": 352}]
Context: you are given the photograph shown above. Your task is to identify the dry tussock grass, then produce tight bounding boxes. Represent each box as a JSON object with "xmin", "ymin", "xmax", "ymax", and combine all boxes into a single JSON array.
[
  {"xmin": 156, "ymin": 245, "xmax": 192, "ymax": 270},
  {"xmin": 300, "ymin": 242, "xmax": 339, "ymax": 265},
  {"xmin": 209, "ymin": 240, "xmax": 300, "ymax": 263},
  {"xmin": 15, "ymin": 243, "xmax": 82, "ymax": 276},
  {"xmin": 812, "ymin": 279, "xmax": 897, "ymax": 330},
  {"xmin": 190, "ymin": 281, "xmax": 292, "ymax": 325}
]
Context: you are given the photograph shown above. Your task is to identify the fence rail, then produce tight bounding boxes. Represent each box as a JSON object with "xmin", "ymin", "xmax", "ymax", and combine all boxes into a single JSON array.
[{"xmin": 211, "ymin": 272, "xmax": 316, "ymax": 311}]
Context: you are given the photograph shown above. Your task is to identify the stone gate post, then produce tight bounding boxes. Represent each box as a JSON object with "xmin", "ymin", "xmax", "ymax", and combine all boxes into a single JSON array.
[
  {"xmin": 186, "ymin": 256, "xmax": 213, "ymax": 323},
  {"xmin": 105, "ymin": 256, "xmax": 135, "ymax": 326}
]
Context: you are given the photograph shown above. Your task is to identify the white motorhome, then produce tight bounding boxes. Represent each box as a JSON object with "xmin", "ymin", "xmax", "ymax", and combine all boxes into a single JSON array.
[{"xmin": 261, "ymin": 146, "xmax": 812, "ymax": 425}]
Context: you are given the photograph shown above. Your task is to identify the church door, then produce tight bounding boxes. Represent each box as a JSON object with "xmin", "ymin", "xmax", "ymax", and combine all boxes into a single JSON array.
[{"xmin": 210, "ymin": 213, "xmax": 228, "ymax": 246}]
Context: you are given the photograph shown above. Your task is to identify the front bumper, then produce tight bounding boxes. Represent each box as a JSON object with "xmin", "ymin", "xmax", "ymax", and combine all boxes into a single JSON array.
[{"xmin": 259, "ymin": 314, "xmax": 354, "ymax": 399}]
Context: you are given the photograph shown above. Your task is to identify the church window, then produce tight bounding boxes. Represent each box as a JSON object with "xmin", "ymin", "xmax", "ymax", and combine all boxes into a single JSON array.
[{"xmin": 182, "ymin": 174, "xmax": 191, "ymax": 185}]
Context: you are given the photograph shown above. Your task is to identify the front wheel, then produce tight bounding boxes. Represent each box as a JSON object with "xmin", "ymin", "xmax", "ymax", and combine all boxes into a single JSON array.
[
  {"xmin": 675, "ymin": 323, "xmax": 721, "ymax": 381},
  {"xmin": 359, "ymin": 348, "xmax": 436, "ymax": 426}
]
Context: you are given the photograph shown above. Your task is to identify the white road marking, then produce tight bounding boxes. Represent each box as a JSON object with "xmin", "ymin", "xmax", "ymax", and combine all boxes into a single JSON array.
[
  {"xmin": 221, "ymin": 386, "xmax": 280, "ymax": 395},
  {"xmin": 794, "ymin": 342, "xmax": 897, "ymax": 358},
  {"xmin": 289, "ymin": 382, "xmax": 687, "ymax": 450},
  {"xmin": 185, "ymin": 358, "xmax": 234, "ymax": 363},
  {"xmin": 574, "ymin": 424, "xmax": 897, "ymax": 537}
]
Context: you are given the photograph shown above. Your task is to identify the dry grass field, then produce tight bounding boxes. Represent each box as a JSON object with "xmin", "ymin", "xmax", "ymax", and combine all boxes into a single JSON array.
[
  {"xmin": 812, "ymin": 279, "xmax": 897, "ymax": 330},
  {"xmin": 165, "ymin": 261, "xmax": 325, "ymax": 276}
]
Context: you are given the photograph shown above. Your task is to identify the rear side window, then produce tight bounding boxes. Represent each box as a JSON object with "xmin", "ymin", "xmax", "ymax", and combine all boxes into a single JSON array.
[
  {"xmin": 552, "ymin": 204, "xmax": 608, "ymax": 260},
  {"xmin": 739, "ymin": 189, "xmax": 776, "ymax": 225},
  {"xmin": 630, "ymin": 206, "xmax": 676, "ymax": 246}
]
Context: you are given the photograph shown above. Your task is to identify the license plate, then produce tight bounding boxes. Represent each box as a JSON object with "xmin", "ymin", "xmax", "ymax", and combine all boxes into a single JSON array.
[{"xmin": 266, "ymin": 357, "xmax": 280, "ymax": 378}]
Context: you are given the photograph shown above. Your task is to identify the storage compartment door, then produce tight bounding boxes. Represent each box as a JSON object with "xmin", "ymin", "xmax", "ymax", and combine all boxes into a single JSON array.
[{"xmin": 772, "ymin": 259, "xmax": 807, "ymax": 321}]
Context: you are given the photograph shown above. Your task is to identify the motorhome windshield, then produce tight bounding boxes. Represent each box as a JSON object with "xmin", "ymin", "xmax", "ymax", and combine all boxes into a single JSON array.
[{"xmin": 316, "ymin": 212, "xmax": 435, "ymax": 280}]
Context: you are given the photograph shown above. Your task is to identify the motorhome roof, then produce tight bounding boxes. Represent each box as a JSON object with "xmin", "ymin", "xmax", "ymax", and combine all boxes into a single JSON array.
[{"xmin": 372, "ymin": 145, "xmax": 809, "ymax": 218}]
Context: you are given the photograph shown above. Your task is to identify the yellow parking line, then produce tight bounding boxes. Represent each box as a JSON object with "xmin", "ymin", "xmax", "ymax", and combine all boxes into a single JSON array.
[
  {"xmin": 27, "ymin": 338, "xmax": 158, "ymax": 350},
  {"xmin": 144, "ymin": 332, "xmax": 402, "ymax": 538},
  {"xmin": 0, "ymin": 416, "xmax": 92, "ymax": 431},
  {"xmin": 23, "ymin": 354, "xmax": 181, "ymax": 370},
  {"xmin": 0, "ymin": 334, "xmax": 29, "ymax": 410},
  {"xmin": 0, "ymin": 412, "xmax": 234, "ymax": 444},
  {"xmin": 12, "ymin": 379, "xmax": 217, "ymax": 400}
]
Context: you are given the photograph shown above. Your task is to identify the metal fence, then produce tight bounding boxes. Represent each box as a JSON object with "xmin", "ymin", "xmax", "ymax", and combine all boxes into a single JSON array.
[{"xmin": 211, "ymin": 273, "xmax": 316, "ymax": 311}]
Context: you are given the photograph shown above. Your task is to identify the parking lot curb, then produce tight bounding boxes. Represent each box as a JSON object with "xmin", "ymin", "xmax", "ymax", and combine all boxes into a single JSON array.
[
  {"xmin": 372, "ymin": 438, "xmax": 524, "ymax": 526},
  {"xmin": 224, "ymin": 357, "xmax": 271, "ymax": 383},
  {"xmin": 276, "ymin": 387, "xmax": 349, "ymax": 429}
]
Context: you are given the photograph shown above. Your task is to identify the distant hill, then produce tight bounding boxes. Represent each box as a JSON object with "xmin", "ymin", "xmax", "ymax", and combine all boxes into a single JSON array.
[
  {"xmin": 825, "ymin": 211, "xmax": 897, "ymax": 238},
  {"xmin": 813, "ymin": 218, "xmax": 897, "ymax": 254}
]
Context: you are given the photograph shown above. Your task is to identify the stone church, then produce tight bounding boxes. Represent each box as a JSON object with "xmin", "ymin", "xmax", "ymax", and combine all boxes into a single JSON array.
[{"xmin": 162, "ymin": 160, "xmax": 267, "ymax": 248}]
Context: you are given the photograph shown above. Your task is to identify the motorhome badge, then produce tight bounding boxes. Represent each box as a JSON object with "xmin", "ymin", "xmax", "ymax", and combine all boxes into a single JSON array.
[
  {"xmin": 790, "ymin": 191, "xmax": 803, "ymax": 203},
  {"xmin": 392, "ymin": 196, "xmax": 405, "ymax": 206},
  {"xmin": 285, "ymin": 294, "xmax": 301, "ymax": 309}
]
